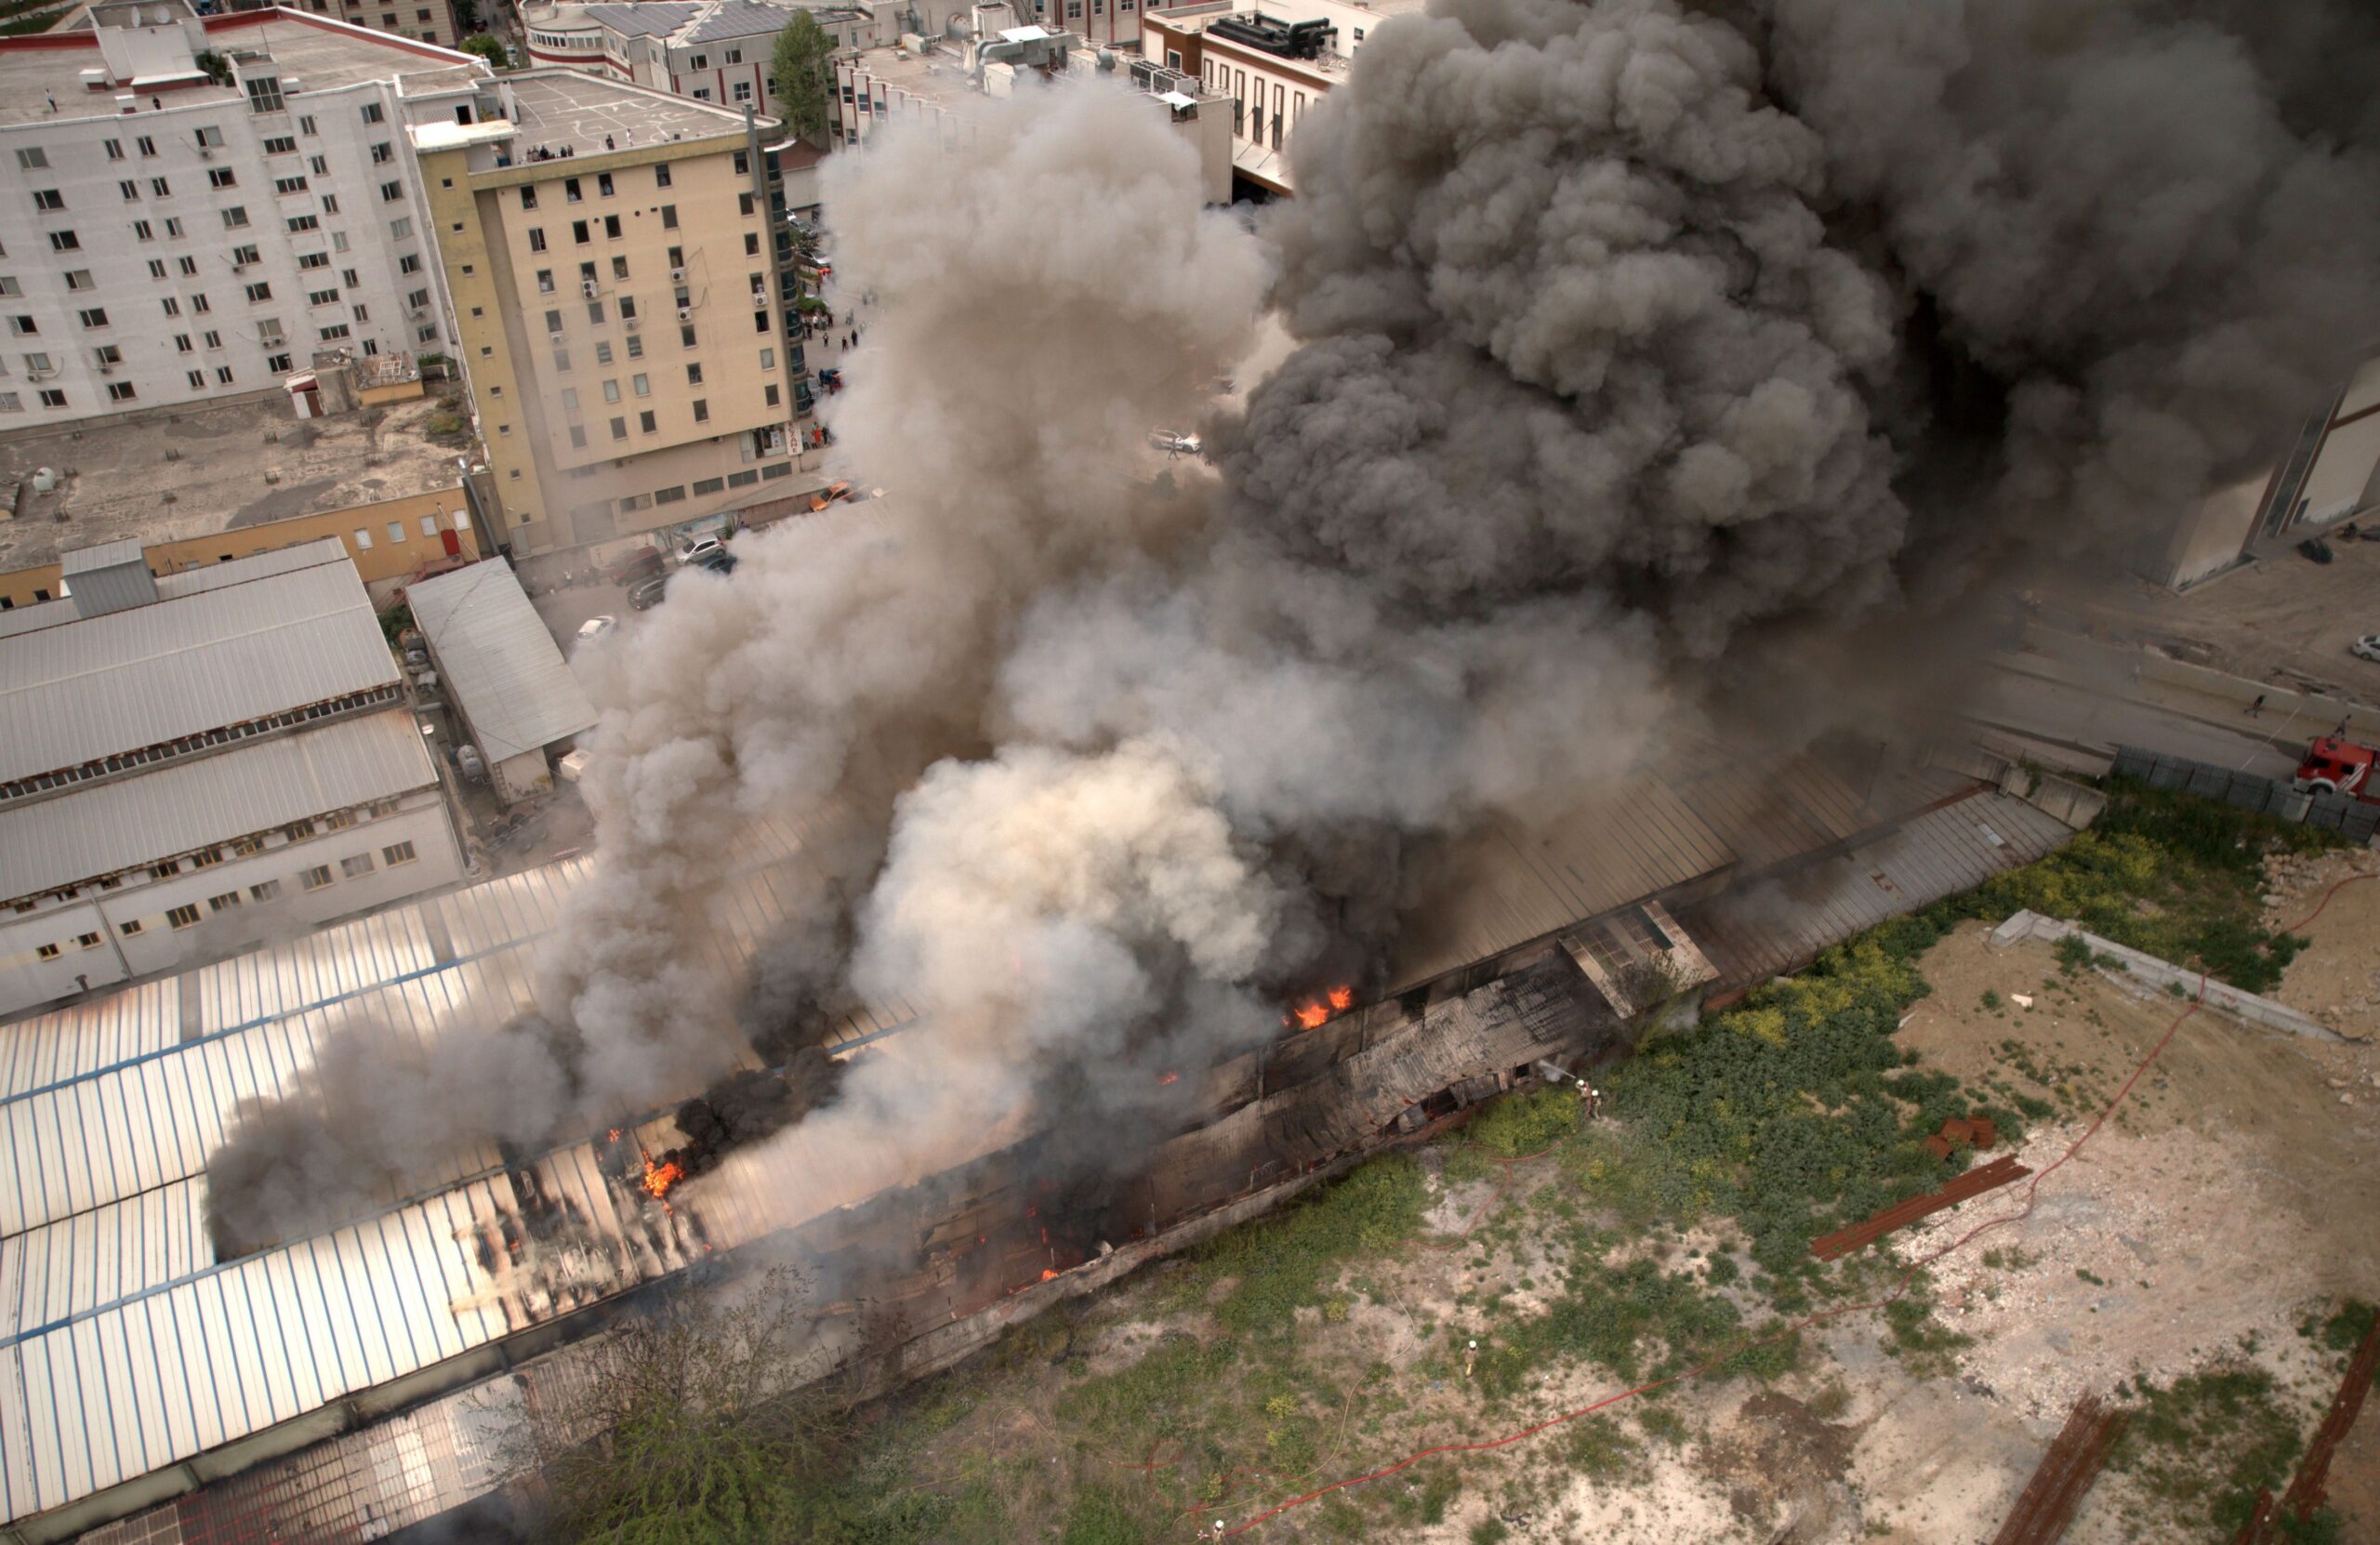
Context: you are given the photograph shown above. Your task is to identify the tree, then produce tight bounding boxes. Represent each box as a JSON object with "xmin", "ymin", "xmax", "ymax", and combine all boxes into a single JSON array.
[
  {"xmin": 771, "ymin": 12, "xmax": 836, "ymax": 146},
  {"xmin": 461, "ymin": 33, "xmax": 510, "ymax": 70},
  {"xmin": 490, "ymin": 1267, "xmax": 849, "ymax": 1544}
]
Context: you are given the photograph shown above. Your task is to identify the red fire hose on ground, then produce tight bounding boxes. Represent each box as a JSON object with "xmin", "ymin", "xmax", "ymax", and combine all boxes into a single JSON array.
[{"xmin": 1198, "ymin": 874, "xmax": 2375, "ymax": 1538}]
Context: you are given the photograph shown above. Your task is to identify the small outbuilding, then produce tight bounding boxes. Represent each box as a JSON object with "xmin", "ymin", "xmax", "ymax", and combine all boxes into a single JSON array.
[{"xmin": 406, "ymin": 561, "xmax": 597, "ymax": 804}]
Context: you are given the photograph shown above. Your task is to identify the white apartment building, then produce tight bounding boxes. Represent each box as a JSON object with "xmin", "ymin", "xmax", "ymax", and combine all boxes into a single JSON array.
[
  {"xmin": 1140, "ymin": 0, "xmax": 1415, "ymax": 193},
  {"xmin": 0, "ymin": 2, "xmax": 496, "ymax": 428},
  {"xmin": 521, "ymin": 0, "xmax": 880, "ymax": 116},
  {"xmin": 0, "ymin": 538, "xmax": 466, "ymax": 1018}
]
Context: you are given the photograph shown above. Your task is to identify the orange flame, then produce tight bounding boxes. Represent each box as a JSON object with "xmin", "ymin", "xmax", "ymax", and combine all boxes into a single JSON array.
[
  {"xmin": 1158, "ymin": 1070, "xmax": 1180, "ymax": 1086},
  {"xmin": 1289, "ymin": 985, "xmax": 1354, "ymax": 1031},
  {"xmin": 1039, "ymin": 1268, "xmax": 1059, "ymax": 1282},
  {"xmin": 606, "ymin": 1128, "xmax": 622, "ymax": 1142},
  {"xmin": 640, "ymin": 1155, "xmax": 684, "ymax": 1201}
]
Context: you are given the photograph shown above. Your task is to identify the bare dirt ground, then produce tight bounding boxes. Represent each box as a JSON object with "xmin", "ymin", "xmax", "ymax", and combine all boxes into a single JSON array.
[
  {"xmin": 2037, "ymin": 540, "xmax": 2380, "ymax": 706},
  {"xmin": 877, "ymin": 918, "xmax": 2380, "ymax": 1544}
]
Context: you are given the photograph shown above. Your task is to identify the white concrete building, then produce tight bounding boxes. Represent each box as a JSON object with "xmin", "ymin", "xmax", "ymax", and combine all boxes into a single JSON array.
[
  {"xmin": 1140, "ymin": 0, "xmax": 1417, "ymax": 194},
  {"xmin": 405, "ymin": 558, "xmax": 595, "ymax": 803},
  {"xmin": 0, "ymin": 538, "xmax": 466, "ymax": 1017},
  {"xmin": 521, "ymin": 0, "xmax": 880, "ymax": 116},
  {"xmin": 0, "ymin": 2, "xmax": 496, "ymax": 428}
]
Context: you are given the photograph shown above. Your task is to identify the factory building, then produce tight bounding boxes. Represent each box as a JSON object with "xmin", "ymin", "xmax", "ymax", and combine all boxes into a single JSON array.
[
  {"xmin": 0, "ymin": 3, "xmax": 496, "ymax": 430},
  {"xmin": 0, "ymin": 538, "xmax": 466, "ymax": 1019},
  {"xmin": 0, "ymin": 733, "xmax": 2089, "ymax": 1540},
  {"xmin": 411, "ymin": 71, "xmax": 803, "ymax": 555},
  {"xmin": 404, "ymin": 560, "xmax": 596, "ymax": 804}
]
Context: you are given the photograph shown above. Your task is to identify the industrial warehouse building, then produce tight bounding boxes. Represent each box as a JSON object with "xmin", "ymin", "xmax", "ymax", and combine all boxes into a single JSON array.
[
  {"xmin": 0, "ymin": 538, "xmax": 466, "ymax": 1018},
  {"xmin": 0, "ymin": 733, "xmax": 2089, "ymax": 1541},
  {"xmin": 404, "ymin": 560, "xmax": 597, "ymax": 804}
]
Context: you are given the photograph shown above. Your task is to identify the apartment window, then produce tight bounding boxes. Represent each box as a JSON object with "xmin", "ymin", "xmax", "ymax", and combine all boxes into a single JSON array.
[
  {"xmin": 76, "ymin": 931, "xmax": 102, "ymax": 949},
  {"xmin": 754, "ymin": 308, "xmax": 769, "ymax": 334},
  {"xmin": 213, "ymin": 365, "xmax": 234, "ymax": 384},
  {"xmin": 660, "ymin": 204, "xmax": 678, "ymax": 230},
  {"xmin": 732, "ymin": 81, "xmax": 752, "ymax": 104},
  {"xmin": 308, "ymin": 288, "xmax": 338, "ymax": 307},
  {"xmin": 765, "ymin": 382, "xmax": 780, "ymax": 407},
  {"xmin": 407, "ymin": 287, "xmax": 430, "ymax": 310},
  {"xmin": 264, "ymin": 135, "xmax": 296, "ymax": 155},
  {"xmin": 572, "ymin": 219, "xmax": 589, "ymax": 244},
  {"xmin": 106, "ymin": 381, "xmax": 135, "ymax": 402},
  {"xmin": 728, "ymin": 468, "xmax": 759, "ymax": 488},
  {"xmin": 625, "ymin": 333, "xmax": 643, "ymax": 359},
  {"xmin": 222, "ymin": 206, "xmax": 250, "ymax": 230},
  {"xmin": 299, "ymin": 252, "xmax": 329, "ymax": 271},
  {"xmin": 120, "ymin": 918, "xmax": 143, "ymax": 936},
  {"xmin": 37, "ymin": 389, "xmax": 63, "ymax": 407},
  {"xmin": 285, "ymin": 817, "xmax": 315, "ymax": 840},
  {"xmin": 400, "ymin": 253, "xmax": 422, "ymax": 275},
  {"xmin": 603, "ymin": 215, "xmax": 621, "ymax": 239},
  {"xmin": 602, "ymin": 377, "xmax": 621, "ymax": 403},
  {"xmin": 48, "ymin": 231, "xmax": 78, "ymax": 252},
  {"xmin": 287, "ymin": 215, "xmax": 319, "ymax": 232},
  {"xmin": 207, "ymin": 891, "xmax": 241, "ymax": 914},
  {"xmin": 16, "ymin": 147, "xmax": 46, "ymax": 169},
  {"xmin": 597, "ymin": 172, "xmax": 614, "ymax": 197},
  {"xmin": 267, "ymin": 351, "xmax": 291, "ymax": 373},
  {"xmin": 135, "ymin": 219, "xmax": 153, "ymax": 240},
  {"xmin": 382, "ymin": 841, "xmax": 416, "ymax": 865},
  {"xmin": 733, "ymin": 150, "xmax": 749, "ymax": 176},
  {"xmin": 0, "ymin": 393, "xmax": 17, "ymax": 411},
  {"xmin": 274, "ymin": 176, "xmax": 309, "ymax": 196},
  {"xmin": 186, "ymin": 369, "xmax": 204, "ymax": 388},
  {"xmin": 76, "ymin": 308, "xmax": 108, "ymax": 328},
  {"xmin": 389, "ymin": 218, "xmax": 412, "ymax": 241},
  {"xmin": 64, "ymin": 269, "xmax": 92, "ymax": 291},
  {"xmin": 654, "ymin": 163, "xmax": 672, "ymax": 189},
  {"xmin": 420, "ymin": 512, "xmax": 441, "ymax": 537},
  {"xmin": 545, "ymin": 309, "xmax": 563, "ymax": 335},
  {"xmin": 119, "ymin": 178, "xmax": 139, "ymax": 201},
  {"xmin": 175, "ymin": 335, "xmax": 192, "ymax": 353},
  {"xmin": 95, "ymin": 344, "xmax": 123, "ymax": 365},
  {"xmin": 249, "ymin": 879, "xmax": 282, "ymax": 901},
  {"xmin": 587, "ymin": 299, "xmax": 604, "ymax": 324},
  {"xmin": 568, "ymin": 423, "xmax": 587, "ymax": 448},
  {"xmin": 343, "ymin": 267, "xmax": 359, "ymax": 288},
  {"xmin": 361, "ymin": 101, "xmax": 385, "ymax": 124},
  {"xmin": 693, "ymin": 398, "xmax": 708, "ymax": 423},
  {"xmin": 354, "ymin": 525, "xmax": 374, "ymax": 548},
  {"xmin": 681, "ymin": 323, "xmax": 695, "ymax": 348},
  {"xmin": 694, "ymin": 475, "xmax": 723, "ymax": 495},
  {"xmin": 245, "ymin": 283, "xmax": 271, "ymax": 302},
  {"xmin": 161, "ymin": 296, "xmax": 178, "ymax": 316},
  {"xmin": 208, "ymin": 167, "xmax": 238, "ymax": 191},
  {"xmin": 298, "ymin": 115, "xmax": 316, "ymax": 135},
  {"xmin": 193, "ymin": 125, "xmax": 225, "ymax": 149},
  {"xmin": 738, "ymin": 193, "xmax": 754, "ymax": 218},
  {"xmin": 692, "ymin": 53, "xmax": 708, "ymax": 69},
  {"xmin": 631, "ymin": 372, "xmax": 649, "ymax": 397},
  {"xmin": 234, "ymin": 243, "xmax": 261, "ymax": 265},
  {"xmin": 166, "ymin": 904, "xmax": 201, "ymax": 930},
  {"xmin": 639, "ymin": 409, "xmax": 655, "ymax": 432},
  {"xmin": 609, "ymin": 416, "xmax": 628, "ymax": 441},
  {"xmin": 105, "ymin": 139, "xmax": 124, "ymax": 160},
  {"xmin": 301, "ymin": 865, "xmax": 333, "ymax": 890},
  {"xmin": 654, "ymin": 484, "xmax": 685, "ymax": 505},
  {"xmin": 760, "ymin": 346, "xmax": 774, "ymax": 370},
  {"xmin": 537, "ymin": 269, "xmax": 557, "ymax": 295},
  {"xmin": 319, "ymin": 324, "xmax": 348, "ymax": 340},
  {"xmin": 137, "ymin": 135, "xmax": 157, "ymax": 156},
  {"xmin": 165, "ymin": 218, "xmax": 184, "ymax": 237},
  {"xmin": 36, "ymin": 943, "xmax": 59, "ymax": 960},
  {"xmin": 6, "ymin": 317, "xmax": 30, "ymax": 337},
  {"xmin": 594, "ymin": 339, "xmax": 613, "ymax": 365},
  {"xmin": 519, "ymin": 184, "xmax": 537, "ymax": 210},
  {"xmin": 379, "ymin": 180, "xmax": 403, "ymax": 203}
]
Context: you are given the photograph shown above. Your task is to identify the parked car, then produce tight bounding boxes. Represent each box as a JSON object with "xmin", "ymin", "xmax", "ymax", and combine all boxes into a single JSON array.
[
  {"xmin": 1148, "ymin": 429, "xmax": 1203, "ymax": 457},
  {"xmin": 678, "ymin": 536, "xmax": 726, "ymax": 566},
  {"xmin": 2299, "ymin": 537, "xmax": 2336, "ymax": 564},
  {"xmin": 2351, "ymin": 634, "xmax": 2380, "ymax": 664},
  {"xmin": 605, "ymin": 547, "xmax": 666, "ymax": 586},
  {"xmin": 575, "ymin": 615, "xmax": 617, "ymax": 647},
  {"xmin": 456, "ymin": 744, "xmax": 486, "ymax": 782},
  {"xmin": 808, "ymin": 480, "xmax": 853, "ymax": 513},
  {"xmin": 628, "ymin": 574, "xmax": 669, "ymax": 611},
  {"xmin": 691, "ymin": 549, "xmax": 738, "ymax": 575}
]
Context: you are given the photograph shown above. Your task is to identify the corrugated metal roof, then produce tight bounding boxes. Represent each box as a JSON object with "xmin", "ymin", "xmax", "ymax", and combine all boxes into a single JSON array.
[
  {"xmin": 0, "ymin": 538, "xmax": 350, "ymax": 642},
  {"xmin": 0, "ymin": 814, "xmax": 925, "ymax": 1526},
  {"xmin": 0, "ymin": 709, "xmax": 437, "ymax": 902},
  {"xmin": 404, "ymin": 562, "xmax": 595, "ymax": 762},
  {"xmin": 57, "ymin": 540, "xmax": 144, "ymax": 576},
  {"xmin": 0, "ymin": 549, "xmax": 396, "ymax": 783},
  {"xmin": 1677, "ymin": 789, "xmax": 2078, "ymax": 987}
]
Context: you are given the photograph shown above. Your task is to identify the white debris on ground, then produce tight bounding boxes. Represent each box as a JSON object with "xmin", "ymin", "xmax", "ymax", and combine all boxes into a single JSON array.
[{"xmin": 1890, "ymin": 1121, "xmax": 2336, "ymax": 1426}]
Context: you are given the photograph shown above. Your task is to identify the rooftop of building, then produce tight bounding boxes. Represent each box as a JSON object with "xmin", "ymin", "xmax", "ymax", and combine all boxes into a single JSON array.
[
  {"xmin": 484, "ymin": 66, "xmax": 758, "ymax": 159},
  {"xmin": 840, "ymin": 39, "xmax": 969, "ymax": 96},
  {"xmin": 405, "ymin": 559, "xmax": 595, "ymax": 760},
  {"xmin": 0, "ymin": 7, "xmax": 483, "ymax": 128},
  {"xmin": 0, "ymin": 536, "xmax": 399, "ymax": 784},
  {"xmin": 0, "ymin": 391, "xmax": 466, "ymax": 578},
  {"xmin": 575, "ymin": 0, "xmax": 702, "ymax": 37}
]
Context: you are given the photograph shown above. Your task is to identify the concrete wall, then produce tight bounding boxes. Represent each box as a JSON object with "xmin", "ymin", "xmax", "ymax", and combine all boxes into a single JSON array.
[
  {"xmin": 0, "ymin": 788, "xmax": 462, "ymax": 1018},
  {"xmin": 1990, "ymin": 909, "xmax": 2344, "ymax": 1042},
  {"xmin": 488, "ymin": 746, "xmax": 550, "ymax": 805}
]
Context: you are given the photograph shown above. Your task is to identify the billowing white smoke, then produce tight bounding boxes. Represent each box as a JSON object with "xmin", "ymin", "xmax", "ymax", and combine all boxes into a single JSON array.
[{"xmin": 207, "ymin": 0, "xmax": 2380, "ymax": 1248}]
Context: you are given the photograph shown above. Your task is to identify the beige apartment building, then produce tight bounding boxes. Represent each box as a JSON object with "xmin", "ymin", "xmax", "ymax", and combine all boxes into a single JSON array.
[{"xmin": 413, "ymin": 71, "xmax": 800, "ymax": 554}]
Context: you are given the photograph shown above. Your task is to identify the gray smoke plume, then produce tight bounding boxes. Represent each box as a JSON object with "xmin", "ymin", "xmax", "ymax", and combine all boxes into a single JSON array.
[{"xmin": 206, "ymin": 1, "xmax": 2380, "ymax": 1251}]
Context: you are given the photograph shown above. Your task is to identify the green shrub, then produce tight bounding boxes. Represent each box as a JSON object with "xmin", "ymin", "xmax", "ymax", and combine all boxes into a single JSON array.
[
  {"xmin": 1465, "ymin": 1087, "xmax": 1580, "ymax": 1158},
  {"xmin": 1195, "ymin": 1155, "xmax": 1429, "ymax": 1336},
  {"xmin": 1059, "ymin": 1486, "xmax": 1150, "ymax": 1545}
]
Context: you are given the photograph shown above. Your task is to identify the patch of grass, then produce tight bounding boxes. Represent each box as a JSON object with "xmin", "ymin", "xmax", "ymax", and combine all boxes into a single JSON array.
[
  {"xmin": 2110, "ymin": 1364, "xmax": 2306, "ymax": 1538},
  {"xmin": 1058, "ymin": 1485, "xmax": 1151, "ymax": 1545},
  {"xmin": 1053, "ymin": 1334, "xmax": 1233, "ymax": 1446},
  {"xmin": 1881, "ymin": 1287, "xmax": 1971, "ymax": 1380},
  {"xmin": 1980, "ymin": 988, "xmax": 2002, "ymax": 1010},
  {"xmin": 1562, "ymin": 1416, "xmax": 1644, "ymax": 1482},
  {"xmin": 1190, "ymin": 1155, "xmax": 1428, "ymax": 1337},
  {"xmin": 2075, "ymin": 1267, "xmax": 2106, "ymax": 1287},
  {"xmin": 1465, "ymin": 1086, "xmax": 1580, "ymax": 1158},
  {"xmin": 1470, "ymin": 1519, "xmax": 1510, "ymax": 1545}
]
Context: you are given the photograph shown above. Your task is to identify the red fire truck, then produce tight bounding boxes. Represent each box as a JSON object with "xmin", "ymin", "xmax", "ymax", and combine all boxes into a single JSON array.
[{"xmin": 2293, "ymin": 735, "xmax": 2380, "ymax": 806}]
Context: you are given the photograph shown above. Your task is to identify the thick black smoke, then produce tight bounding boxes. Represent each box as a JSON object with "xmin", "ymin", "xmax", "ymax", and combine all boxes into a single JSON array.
[{"xmin": 205, "ymin": 1, "xmax": 2380, "ymax": 1251}]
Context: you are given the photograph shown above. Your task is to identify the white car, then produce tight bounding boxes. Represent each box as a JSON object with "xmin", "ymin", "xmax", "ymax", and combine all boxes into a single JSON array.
[
  {"xmin": 1148, "ymin": 429, "xmax": 1203, "ymax": 458},
  {"xmin": 678, "ymin": 536, "xmax": 725, "ymax": 565},
  {"xmin": 2352, "ymin": 634, "xmax": 2380, "ymax": 664},
  {"xmin": 576, "ymin": 615, "xmax": 618, "ymax": 646}
]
